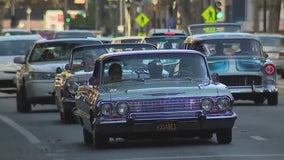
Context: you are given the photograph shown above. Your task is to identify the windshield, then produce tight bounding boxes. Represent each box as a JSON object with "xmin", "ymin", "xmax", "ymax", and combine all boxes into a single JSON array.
[
  {"xmin": 0, "ymin": 40, "xmax": 36, "ymax": 56},
  {"xmin": 198, "ymin": 39, "xmax": 263, "ymax": 57},
  {"xmin": 70, "ymin": 43, "xmax": 157, "ymax": 72},
  {"xmin": 102, "ymin": 53, "xmax": 209, "ymax": 84},
  {"xmin": 28, "ymin": 40, "xmax": 101, "ymax": 62}
]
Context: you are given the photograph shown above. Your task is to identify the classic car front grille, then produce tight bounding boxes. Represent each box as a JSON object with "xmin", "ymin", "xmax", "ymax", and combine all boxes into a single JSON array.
[
  {"xmin": 219, "ymin": 75, "xmax": 262, "ymax": 86},
  {"xmin": 128, "ymin": 98, "xmax": 202, "ymax": 120},
  {"xmin": 0, "ymin": 80, "xmax": 16, "ymax": 88}
]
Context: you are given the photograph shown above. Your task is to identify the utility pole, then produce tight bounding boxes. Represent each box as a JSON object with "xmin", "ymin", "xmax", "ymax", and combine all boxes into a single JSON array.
[
  {"xmin": 263, "ymin": 0, "xmax": 266, "ymax": 32},
  {"xmin": 95, "ymin": 0, "xmax": 100, "ymax": 31},
  {"xmin": 64, "ymin": 0, "xmax": 69, "ymax": 30},
  {"xmin": 10, "ymin": 0, "xmax": 17, "ymax": 28}
]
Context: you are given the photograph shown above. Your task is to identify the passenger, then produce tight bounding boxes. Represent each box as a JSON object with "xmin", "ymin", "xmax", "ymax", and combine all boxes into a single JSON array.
[
  {"xmin": 235, "ymin": 41, "xmax": 253, "ymax": 55},
  {"xmin": 214, "ymin": 43, "xmax": 225, "ymax": 56},
  {"xmin": 41, "ymin": 49, "xmax": 54, "ymax": 61},
  {"xmin": 163, "ymin": 41, "xmax": 172, "ymax": 49},
  {"xmin": 106, "ymin": 63, "xmax": 122, "ymax": 82},
  {"xmin": 148, "ymin": 60, "xmax": 163, "ymax": 78},
  {"xmin": 82, "ymin": 52, "xmax": 95, "ymax": 70}
]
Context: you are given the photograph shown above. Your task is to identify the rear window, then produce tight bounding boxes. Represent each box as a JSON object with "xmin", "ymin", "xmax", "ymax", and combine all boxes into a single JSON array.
[
  {"xmin": 0, "ymin": 40, "xmax": 36, "ymax": 56},
  {"xmin": 54, "ymin": 32, "xmax": 95, "ymax": 38},
  {"xmin": 257, "ymin": 36, "xmax": 284, "ymax": 47}
]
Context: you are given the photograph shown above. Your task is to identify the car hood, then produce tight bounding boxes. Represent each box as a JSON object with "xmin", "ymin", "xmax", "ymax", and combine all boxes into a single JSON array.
[
  {"xmin": 101, "ymin": 80, "xmax": 228, "ymax": 100},
  {"xmin": 28, "ymin": 61, "xmax": 68, "ymax": 73},
  {"xmin": 0, "ymin": 55, "xmax": 21, "ymax": 72},
  {"xmin": 208, "ymin": 56, "xmax": 264, "ymax": 74}
]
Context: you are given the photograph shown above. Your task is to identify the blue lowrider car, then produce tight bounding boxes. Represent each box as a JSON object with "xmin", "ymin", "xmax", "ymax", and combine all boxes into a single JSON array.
[{"xmin": 73, "ymin": 49, "xmax": 237, "ymax": 148}]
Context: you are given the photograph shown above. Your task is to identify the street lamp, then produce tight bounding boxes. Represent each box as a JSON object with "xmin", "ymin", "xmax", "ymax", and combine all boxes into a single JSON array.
[
  {"xmin": 26, "ymin": 7, "xmax": 32, "ymax": 30},
  {"xmin": 152, "ymin": 0, "xmax": 158, "ymax": 28}
]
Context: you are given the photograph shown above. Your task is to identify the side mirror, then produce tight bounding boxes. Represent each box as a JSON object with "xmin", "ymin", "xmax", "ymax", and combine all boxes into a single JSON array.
[
  {"xmin": 56, "ymin": 67, "xmax": 63, "ymax": 74},
  {"xmin": 264, "ymin": 52, "xmax": 269, "ymax": 58},
  {"xmin": 211, "ymin": 73, "xmax": 220, "ymax": 83},
  {"xmin": 65, "ymin": 64, "xmax": 71, "ymax": 70},
  {"xmin": 14, "ymin": 56, "xmax": 25, "ymax": 64}
]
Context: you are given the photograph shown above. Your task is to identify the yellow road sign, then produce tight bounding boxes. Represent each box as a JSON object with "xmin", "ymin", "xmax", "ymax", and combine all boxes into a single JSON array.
[
  {"xmin": 135, "ymin": 13, "xmax": 149, "ymax": 28},
  {"xmin": 202, "ymin": 6, "xmax": 216, "ymax": 23}
]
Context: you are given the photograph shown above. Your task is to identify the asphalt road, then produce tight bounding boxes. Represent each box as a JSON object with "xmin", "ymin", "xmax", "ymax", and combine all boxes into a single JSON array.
[{"xmin": 1, "ymin": 80, "xmax": 284, "ymax": 160}]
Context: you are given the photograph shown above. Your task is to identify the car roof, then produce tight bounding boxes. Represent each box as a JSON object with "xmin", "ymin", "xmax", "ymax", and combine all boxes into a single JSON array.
[
  {"xmin": 98, "ymin": 49, "xmax": 204, "ymax": 61},
  {"xmin": 36, "ymin": 37, "xmax": 102, "ymax": 43},
  {"xmin": 54, "ymin": 30, "xmax": 95, "ymax": 38},
  {"xmin": 55, "ymin": 30, "xmax": 93, "ymax": 33},
  {"xmin": 2, "ymin": 28, "xmax": 32, "ymax": 32},
  {"xmin": 184, "ymin": 32, "xmax": 260, "ymax": 43},
  {"xmin": 0, "ymin": 34, "xmax": 42, "ymax": 41},
  {"xmin": 148, "ymin": 28, "xmax": 187, "ymax": 36},
  {"xmin": 188, "ymin": 23, "xmax": 243, "ymax": 35},
  {"xmin": 254, "ymin": 33, "xmax": 284, "ymax": 38}
]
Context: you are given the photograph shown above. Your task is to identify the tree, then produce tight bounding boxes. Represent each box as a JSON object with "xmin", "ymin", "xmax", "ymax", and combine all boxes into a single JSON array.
[{"xmin": 268, "ymin": 0, "xmax": 281, "ymax": 32}]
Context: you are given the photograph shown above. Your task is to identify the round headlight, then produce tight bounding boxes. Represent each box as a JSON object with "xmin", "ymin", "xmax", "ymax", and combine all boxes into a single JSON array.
[
  {"xmin": 217, "ymin": 98, "xmax": 231, "ymax": 111},
  {"xmin": 201, "ymin": 98, "xmax": 213, "ymax": 112},
  {"xmin": 100, "ymin": 103, "xmax": 112, "ymax": 116},
  {"xmin": 67, "ymin": 81, "xmax": 79, "ymax": 94},
  {"xmin": 117, "ymin": 102, "xmax": 129, "ymax": 115}
]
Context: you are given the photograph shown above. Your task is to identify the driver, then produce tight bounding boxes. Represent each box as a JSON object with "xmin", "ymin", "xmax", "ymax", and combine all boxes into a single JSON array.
[{"xmin": 105, "ymin": 63, "xmax": 122, "ymax": 83}]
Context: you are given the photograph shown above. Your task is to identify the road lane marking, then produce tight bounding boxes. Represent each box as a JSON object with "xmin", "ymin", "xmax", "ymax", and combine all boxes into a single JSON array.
[
  {"xmin": 250, "ymin": 136, "xmax": 268, "ymax": 141},
  {"xmin": 0, "ymin": 114, "xmax": 41, "ymax": 144},
  {"xmin": 278, "ymin": 85, "xmax": 284, "ymax": 89},
  {"xmin": 113, "ymin": 154, "xmax": 284, "ymax": 160}
]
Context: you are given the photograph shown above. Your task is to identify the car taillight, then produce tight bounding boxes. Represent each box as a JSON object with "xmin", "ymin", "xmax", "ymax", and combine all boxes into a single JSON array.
[
  {"xmin": 164, "ymin": 32, "xmax": 176, "ymax": 35},
  {"xmin": 279, "ymin": 51, "xmax": 284, "ymax": 57},
  {"xmin": 264, "ymin": 64, "xmax": 275, "ymax": 75}
]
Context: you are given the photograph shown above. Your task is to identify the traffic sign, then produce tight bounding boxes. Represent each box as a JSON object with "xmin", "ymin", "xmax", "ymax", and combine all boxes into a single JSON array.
[
  {"xmin": 202, "ymin": 6, "xmax": 216, "ymax": 23},
  {"xmin": 135, "ymin": 13, "xmax": 149, "ymax": 28}
]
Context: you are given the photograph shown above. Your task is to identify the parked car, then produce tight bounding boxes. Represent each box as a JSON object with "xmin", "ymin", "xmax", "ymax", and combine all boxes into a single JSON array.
[
  {"xmin": 54, "ymin": 43, "xmax": 157, "ymax": 124},
  {"xmin": 13, "ymin": 38, "xmax": 102, "ymax": 113},
  {"xmin": 255, "ymin": 33, "xmax": 284, "ymax": 78},
  {"xmin": 184, "ymin": 32, "xmax": 278, "ymax": 105},
  {"xmin": 53, "ymin": 30, "xmax": 95, "ymax": 38},
  {"xmin": 73, "ymin": 49, "xmax": 237, "ymax": 148},
  {"xmin": 0, "ymin": 34, "xmax": 42, "ymax": 93},
  {"xmin": 141, "ymin": 35, "xmax": 187, "ymax": 49}
]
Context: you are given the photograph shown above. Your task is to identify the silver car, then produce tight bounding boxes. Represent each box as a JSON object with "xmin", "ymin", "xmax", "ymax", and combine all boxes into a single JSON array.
[
  {"xmin": 255, "ymin": 33, "xmax": 284, "ymax": 78},
  {"xmin": 0, "ymin": 34, "xmax": 42, "ymax": 93},
  {"xmin": 13, "ymin": 38, "xmax": 102, "ymax": 113}
]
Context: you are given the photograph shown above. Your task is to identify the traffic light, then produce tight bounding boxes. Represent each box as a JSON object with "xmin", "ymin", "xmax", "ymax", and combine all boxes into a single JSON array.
[
  {"xmin": 215, "ymin": 0, "xmax": 226, "ymax": 22},
  {"xmin": 65, "ymin": 14, "xmax": 71, "ymax": 23}
]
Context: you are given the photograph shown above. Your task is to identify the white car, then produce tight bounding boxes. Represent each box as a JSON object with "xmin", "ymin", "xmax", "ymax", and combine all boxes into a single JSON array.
[
  {"xmin": 0, "ymin": 34, "xmax": 42, "ymax": 93},
  {"xmin": 13, "ymin": 38, "xmax": 102, "ymax": 113}
]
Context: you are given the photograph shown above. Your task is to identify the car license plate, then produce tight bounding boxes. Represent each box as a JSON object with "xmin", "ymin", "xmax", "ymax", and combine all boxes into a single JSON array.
[{"xmin": 156, "ymin": 121, "xmax": 176, "ymax": 131}]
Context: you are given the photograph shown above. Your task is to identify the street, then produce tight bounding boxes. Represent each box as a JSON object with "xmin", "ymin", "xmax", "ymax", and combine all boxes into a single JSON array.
[{"xmin": 1, "ymin": 80, "xmax": 284, "ymax": 160}]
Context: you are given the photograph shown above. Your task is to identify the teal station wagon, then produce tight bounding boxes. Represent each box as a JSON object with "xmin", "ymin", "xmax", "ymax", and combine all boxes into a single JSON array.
[{"xmin": 184, "ymin": 32, "xmax": 278, "ymax": 105}]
